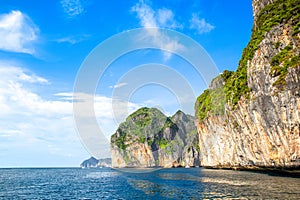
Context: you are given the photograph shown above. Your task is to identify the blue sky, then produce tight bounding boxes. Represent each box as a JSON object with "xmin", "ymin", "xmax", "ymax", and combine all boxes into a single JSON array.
[{"xmin": 0, "ymin": 0, "xmax": 253, "ymax": 167}]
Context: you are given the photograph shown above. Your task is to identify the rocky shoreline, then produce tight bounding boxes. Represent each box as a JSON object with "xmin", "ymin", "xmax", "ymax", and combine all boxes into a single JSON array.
[
  {"xmin": 202, "ymin": 166, "xmax": 300, "ymax": 178},
  {"xmin": 110, "ymin": 165, "xmax": 300, "ymax": 178}
]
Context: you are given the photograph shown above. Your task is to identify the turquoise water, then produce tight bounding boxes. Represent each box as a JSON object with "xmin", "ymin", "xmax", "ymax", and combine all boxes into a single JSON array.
[{"xmin": 0, "ymin": 168, "xmax": 299, "ymax": 199}]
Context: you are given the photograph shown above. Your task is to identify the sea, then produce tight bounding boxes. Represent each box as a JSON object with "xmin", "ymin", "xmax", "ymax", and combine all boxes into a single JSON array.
[{"xmin": 0, "ymin": 167, "xmax": 299, "ymax": 199}]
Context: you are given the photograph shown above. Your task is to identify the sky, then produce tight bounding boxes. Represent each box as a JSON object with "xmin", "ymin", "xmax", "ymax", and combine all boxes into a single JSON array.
[{"xmin": 0, "ymin": 0, "xmax": 253, "ymax": 167}]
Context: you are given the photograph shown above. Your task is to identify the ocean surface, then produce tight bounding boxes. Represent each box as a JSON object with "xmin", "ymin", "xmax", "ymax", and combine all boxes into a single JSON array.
[{"xmin": 0, "ymin": 167, "xmax": 299, "ymax": 199}]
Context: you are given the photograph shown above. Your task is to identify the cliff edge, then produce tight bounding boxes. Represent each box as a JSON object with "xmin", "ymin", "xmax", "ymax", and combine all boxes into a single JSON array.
[{"xmin": 195, "ymin": 0, "xmax": 300, "ymax": 169}]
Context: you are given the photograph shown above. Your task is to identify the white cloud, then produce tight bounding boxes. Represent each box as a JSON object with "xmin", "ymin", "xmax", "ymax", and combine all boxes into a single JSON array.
[
  {"xmin": 55, "ymin": 34, "xmax": 90, "ymax": 44},
  {"xmin": 0, "ymin": 62, "xmax": 142, "ymax": 165},
  {"xmin": 131, "ymin": 1, "xmax": 184, "ymax": 60},
  {"xmin": 131, "ymin": 1, "xmax": 156, "ymax": 28},
  {"xmin": 157, "ymin": 8, "xmax": 182, "ymax": 29},
  {"xmin": 131, "ymin": 0, "xmax": 182, "ymax": 29},
  {"xmin": 0, "ymin": 10, "xmax": 39, "ymax": 54},
  {"xmin": 109, "ymin": 82, "xmax": 128, "ymax": 89},
  {"xmin": 56, "ymin": 92, "xmax": 140, "ymax": 126},
  {"xmin": 0, "ymin": 63, "xmax": 82, "ymax": 166},
  {"xmin": 72, "ymin": 92, "xmax": 141, "ymax": 127},
  {"xmin": 131, "ymin": 1, "xmax": 214, "ymax": 36},
  {"xmin": 0, "ymin": 64, "xmax": 71, "ymax": 118},
  {"xmin": 189, "ymin": 13, "xmax": 215, "ymax": 34},
  {"xmin": 60, "ymin": 0, "xmax": 85, "ymax": 17},
  {"xmin": 0, "ymin": 65, "xmax": 48, "ymax": 84}
]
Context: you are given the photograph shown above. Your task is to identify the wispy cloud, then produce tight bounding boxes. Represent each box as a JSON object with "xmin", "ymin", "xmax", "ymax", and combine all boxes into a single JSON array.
[
  {"xmin": 109, "ymin": 82, "xmax": 128, "ymax": 89},
  {"xmin": 0, "ymin": 10, "xmax": 39, "ymax": 54},
  {"xmin": 189, "ymin": 13, "xmax": 215, "ymax": 34},
  {"xmin": 0, "ymin": 66, "xmax": 48, "ymax": 85},
  {"xmin": 0, "ymin": 62, "xmax": 142, "ymax": 165},
  {"xmin": 0, "ymin": 62, "xmax": 79, "ymax": 166},
  {"xmin": 0, "ymin": 64, "xmax": 69, "ymax": 117},
  {"xmin": 131, "ymin": 1, "xmax": 214, "ymax": 36},
  {"xmin": 131, "ymin": 0, "xmax": 182, "ymax": 29},
  {"xmin": 55, "ymin": 34, "xmax": 90, "ymax": 44},
  {"xmin": 131, "ymin": 0, "xmax": 184, "ymax": 60},
  {"xmin": 157, "ymin": 8, "xmax": 182, "ymax": 29},
  {"xmin": 0, "ymin": 63, "xmax": 140, "ymax": 134},
  {"xmin": 60, "ymin": 0, "xmax": 85, "ymax": 17},
  {"xmin": 131, "ymin": 1, "xmax": 156, "ymax": 28}
]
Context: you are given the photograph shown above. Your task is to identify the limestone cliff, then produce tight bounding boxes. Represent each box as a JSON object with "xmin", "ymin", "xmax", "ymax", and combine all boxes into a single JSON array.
[
  {"xmin": 110, "ymin": 108, "xmax": 200, "ymax": 168},
  {"xmin": 252, "ymin": 0, "xmax": 275, "ymax": 24},
  {"xmin": 195, "ymin": 0, "xmax": 300, "ymax": 169}
]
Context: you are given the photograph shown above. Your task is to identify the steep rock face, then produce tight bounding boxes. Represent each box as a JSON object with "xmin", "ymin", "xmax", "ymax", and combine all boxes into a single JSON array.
[
  {"xmin": 97, "ymin": 158, "xmax": 112, "ymax": 167},
  {"xmin": 252, "ymin": 0, "xmax": 275, "ymax": 23},
  {"xmin": 110, "ymin": 108, "xmax": 200, "ymax": 168},
  {"xmin": 195, "ymin": 0, "xmax": 300, "ymax": 168}
]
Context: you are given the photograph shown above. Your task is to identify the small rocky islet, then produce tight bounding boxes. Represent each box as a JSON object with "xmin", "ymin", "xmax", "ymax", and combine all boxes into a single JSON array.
[
  {"xmin": 111, "ymin": 108, "xmax": 200, "ymax": 168},
  {"xmin": 80, "ymin": 157, "xmax": 112, "ymax": 168}
]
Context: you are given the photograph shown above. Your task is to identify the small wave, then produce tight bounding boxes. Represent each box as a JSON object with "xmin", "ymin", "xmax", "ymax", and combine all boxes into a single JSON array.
[
  {"xmin": 201, "ymin": 177, "xmax": 255, "ymax": 186},
  {"xmin": 85, "ymin": 172, "xmax": 119, "ymax": 179}
]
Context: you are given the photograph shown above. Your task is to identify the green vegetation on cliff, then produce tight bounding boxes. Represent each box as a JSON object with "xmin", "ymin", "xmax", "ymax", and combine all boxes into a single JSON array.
[
  {"xmin": 111, "ymin": 107, "xmax": 162, "ymax": 150},
  {"xmin": 111, "ymin": 107, "xmax": 200, "ymax": 167},
  {"xmin": 127, "ymin": 107, "xmax": 152, "ymax": 127},
  {"xmin": 195, "ymin": 70, "xmax": 232, "ymax": 121},
  {"xmin": 270, "ymin": 45, "xmax": 300, "ymax": 88},
  {"xmin": 111, "ymin": 131, "xmax": 128, "ymax": 150},
  {"xmin": 195, "ymin": 0, "xmax": 300, "ymax": 122}
]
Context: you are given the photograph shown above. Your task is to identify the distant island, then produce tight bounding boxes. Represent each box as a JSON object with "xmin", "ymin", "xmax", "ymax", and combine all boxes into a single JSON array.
[{"xmin": 80, "ymin": 157, "xmax": 112, "ymax": 168}]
